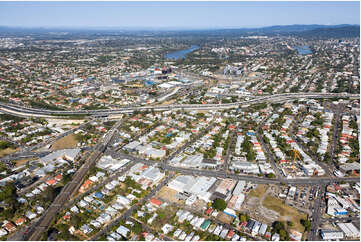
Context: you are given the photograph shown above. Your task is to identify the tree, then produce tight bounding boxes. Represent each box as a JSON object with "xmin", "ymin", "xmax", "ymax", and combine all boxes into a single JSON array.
[
  {"xmin": 279, "ymin": 229, "xmax": 289, "ymax": 241},
  {"xmin": 272, "ymin": 221, "xmax": 285, "ymax": 233},
  {"xmin": 43, "ymin": 186, "xmax": 56, "ymax": 201},
  {"xmin": 287, "ymin": 221, "xmax": 294, "ymax": 227},
  {"xmin": 132, "ymin": 222, "xmax": 142, "ymax": 234},
  {"xmin": 300, "ymin": 219, "xmax": 311, "ymax": 232},
  {"xmin": 0, "ymin": 182, "xmax": 19, "ymax": 218},
  {"xmin": 239, "ymin": 214, "xmax": 247, "ymax": 223},
  {"xmin": 212, "ymin": 198, "xmax": 226, "ymax": 211},
  {"xmin": 266, "ymin": 173, "xmax": 276, "ymax": 178},
  {"xmin": 70, "ymin": 215, "xmax": 82, "ymax": 229},
  {"xmin": 0, "ymin": 140, "xmax": 15, "ymax": 150}
]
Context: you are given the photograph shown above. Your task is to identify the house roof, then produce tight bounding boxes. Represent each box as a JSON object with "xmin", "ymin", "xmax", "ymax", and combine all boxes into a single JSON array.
[
  {"xmin": 46, "ymin": 179, "xmax": 57, "ymax": 185},
  {"xmin": 15, "ymin": 217, "xmax": 25, "ymax": 225},
  {"xmin": 150, "ymin": 198, "xmax": 162, "ymax": 207},
  {"xmin": 55, "ymin": 174, "xmax": 63, "ymax": 181}
]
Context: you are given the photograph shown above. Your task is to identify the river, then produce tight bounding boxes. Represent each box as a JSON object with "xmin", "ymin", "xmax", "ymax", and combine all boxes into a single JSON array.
[
  {"xmin": 165, "ymin": 45, "xmax": 200, "ymax": 60},
  {"xmin": 293, "ymin": 45, "xmax": 312, "ymax": 55}
]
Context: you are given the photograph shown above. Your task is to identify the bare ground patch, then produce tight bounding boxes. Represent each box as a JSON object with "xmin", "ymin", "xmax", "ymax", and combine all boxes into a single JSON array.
[
  {"xmin": 51, "ymin": 134, "xmax": 78, "ymax": 150},
  {"xmin": 157, "ymin": 186, "xmax": 182, "ymax": 204},
  {"xmin": 216, "ymin": 212, "xmax": 234, "ymax": 224}
]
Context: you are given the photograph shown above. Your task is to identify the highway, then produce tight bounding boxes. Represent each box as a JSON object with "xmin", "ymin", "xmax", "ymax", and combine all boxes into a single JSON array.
[{"xmin": 0, "ymin": 92, "xmax": 359, "ymax": 118}]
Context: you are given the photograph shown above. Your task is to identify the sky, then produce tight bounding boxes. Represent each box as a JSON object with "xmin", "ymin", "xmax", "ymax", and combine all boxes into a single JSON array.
[{"xmin": 0, "ymin": 1, "xmax": 359, "ymax": 29}]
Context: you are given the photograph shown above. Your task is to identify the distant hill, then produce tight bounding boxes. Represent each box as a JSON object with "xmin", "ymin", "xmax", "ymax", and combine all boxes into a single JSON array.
[
  {"xmin": 0, "ymin": 24, "xmax": 359, "ymax": 39},
  {"xmin": 293, "ymin": 25, "xmax": 360, "ymax": 38},
  {"xmin": 256, "ymin": 24, "xmax": 354, "ymax": 33}
]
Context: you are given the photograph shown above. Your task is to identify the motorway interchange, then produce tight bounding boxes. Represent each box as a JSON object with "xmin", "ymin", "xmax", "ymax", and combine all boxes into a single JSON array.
[{"xmin": 0, "ymin": 92, "xmax": 359, "ymax": 118}]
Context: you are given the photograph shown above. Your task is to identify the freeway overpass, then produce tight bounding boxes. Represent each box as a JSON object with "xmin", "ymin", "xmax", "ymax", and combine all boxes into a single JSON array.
[{"xmin": 0, "ymin": 92, "xmax": 359, "ymax": 119}]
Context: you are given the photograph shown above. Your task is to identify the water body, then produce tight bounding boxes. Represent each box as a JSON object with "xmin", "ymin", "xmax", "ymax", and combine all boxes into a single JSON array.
[
  {"xmin": 144, "ymin": 80, "xmax": 156, "ymax": 86},
  {"xmin": 165, "ymin": 45, "xmax": 200, "ymax": 60},
  {"xmin": 293, "ymin": 45, "xmax": 312, "ymax": 55}
]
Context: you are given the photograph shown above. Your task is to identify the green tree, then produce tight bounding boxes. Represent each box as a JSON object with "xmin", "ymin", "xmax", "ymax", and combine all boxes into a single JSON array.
[
  {"xmin": 300, "ymin": 219, "xmax": 311, "ymax": 232},
  {"xmin": 212, "ymin": 198, "xmax": 227, "ymax": 211},
  {"xmin": 266, "ymin": 173, "xmax": 276, "ymax": 178},
  {"xmin": 70, "ymin": 214, "xmax": 82, "ymax": 229},
  {"xmin": 43, "ymin": 186, "xmax": 56, "ymax": 201},
  {"xmin": 239, "ymin": 214, "xmax": 247, "ymax": 223},
  {"xmin": 132, "ymin": 222, "xmax": 142, "ymax": 234},
  {"xmin": 279, "ymin": 229, "xmax": 289, "ymax": 241}
]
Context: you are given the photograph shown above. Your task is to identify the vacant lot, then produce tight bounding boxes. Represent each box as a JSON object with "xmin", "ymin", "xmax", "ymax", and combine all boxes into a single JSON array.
[
  {"xmin": 0, "ymin": 148, "xmax": 17, "ymax": 158},
  {"xmin": 157, "ymin": 186, "xmax": 181, "ymax": 204},
  {"xmin": 216, "ymin": 212, "xmax": 234, "ymax": 224},
  {"xmin": 13, "ymin": 158, "xmax": 35, "ymax": 167},
  {"xmin": 263, "ymin": 195, "xmax": 307, "ymax": 232},
  {"xmin": 152, "ymin": 206, "xmax": 178, "ymax": 230},
  {"xmin": 248, "ymin": 184, "xmax": 267, "ymax": 198},
  {"xmin": 51, "ymin": 134, "xmax": 78, "ymax": 150}
]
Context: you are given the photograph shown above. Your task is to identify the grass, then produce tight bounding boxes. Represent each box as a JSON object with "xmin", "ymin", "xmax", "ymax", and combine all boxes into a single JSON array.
[
  {"xmin": 51, "ymin": 134, "xmax": 78, "ymax": 150},
  {"xmin": 248, "ymin": 184, "xmax": 267, "ymax": 199},
  {"xmin": 13, "ymin": 158, "xmax": 35, "ymax": 167},
  {"xmin": 159, "ymin": 99, "xmax": 176, "ymax": 105},
  {"xmin": 0, "ymin": 147, "xmax": 17, "ymax": 158},
  {"xmin": 152, "ymin": 206, "xmax": 178, "ymax": 230},
  {"xmin": 262, "ymin": 195, "xmax": 307, "ymax": 232}
]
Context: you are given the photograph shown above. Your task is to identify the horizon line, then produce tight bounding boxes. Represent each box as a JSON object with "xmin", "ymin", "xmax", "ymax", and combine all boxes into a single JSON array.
[{"xmin": 0, "ymin": 23, "xmax": 359, "ymax": 31}]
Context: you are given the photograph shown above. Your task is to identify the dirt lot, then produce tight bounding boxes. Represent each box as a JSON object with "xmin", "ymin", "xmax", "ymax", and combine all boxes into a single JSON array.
[
  {"xmin": 248, "ymin": 184, "xmax": 267, "ymax": 198},
  {"xmin": 51, "ymin": 134, "xmax": 78, "ymax": 150},
  {"xmin": 160, "ymin": 99, "xmax": 176, "ymax": 105},
  {"xmin": 0, "ymin": 147, "xmax": 17, "ymax": 158},
  {"xmin": 216, "ymin": 212, "xmax": 234, "ymax": 224},
  {"xmin": 242, "ymin": 184, "xmax": 307, "ymax": 232},
  {"xmin": 263, "ymin": 195, "xmax": 307, "ymax": 232},
  {"xmin": 13, "ymin": 158, "xmax": 35, "ymax": 167},
  {"xmin": 157, "ymin": 186, "xmax": 182, "ymax": 204},
  {"xmin": 193, "ymin": 199, "xmax": 207, "ymax": 213}
]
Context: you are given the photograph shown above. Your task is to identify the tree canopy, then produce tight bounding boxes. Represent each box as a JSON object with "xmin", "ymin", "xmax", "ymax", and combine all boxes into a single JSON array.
[{"xmin": 212, "ymin": 198, "xmax": 227, "ymax": 211}]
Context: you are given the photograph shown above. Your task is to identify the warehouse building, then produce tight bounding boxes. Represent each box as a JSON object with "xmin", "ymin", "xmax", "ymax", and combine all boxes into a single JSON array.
[
  {"xmin": 337, "ymin": 222, "xmax": 359, "ymax": 238},
  {"xmin": 320, "ymin": 230, "xmax": 344, "ymax": 240}
]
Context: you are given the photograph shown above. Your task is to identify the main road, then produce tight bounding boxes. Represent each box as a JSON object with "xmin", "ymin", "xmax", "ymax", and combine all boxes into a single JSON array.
[{"xmin": 106, "ymin": 151, "xmax": 360, "ymax": 186}]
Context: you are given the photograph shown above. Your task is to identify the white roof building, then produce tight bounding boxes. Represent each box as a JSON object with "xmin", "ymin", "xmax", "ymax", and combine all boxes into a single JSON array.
[
  {"xmin": 320, "ymin": 230, "xmax": 344, "ymax": 240},
  {"xmin": 40, "ymin": 148, "xmax": 80, "ymax": 165},
  {"xmin": 161, "ymin": 224, "xmax": 174, "ymax": 234},
  {"xmin": 0, "ymin": 229, "xmax": 7, "ymax": 237},
  {"xmin": 25, "ymin": 211, "xmax": 36, "ymax": 220},
  {"xmin": 337, "ymin": 222, "xmax": 359, "ymax": 238}
]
